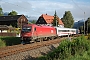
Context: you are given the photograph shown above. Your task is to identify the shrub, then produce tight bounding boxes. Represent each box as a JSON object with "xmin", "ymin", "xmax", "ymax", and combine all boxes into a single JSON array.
[
  {"xmin": 0, "ymin": 36, "xmax": 21, "ymax": 47},
  {"xmin": 0, "ymin": 39, "xmax": 6, "ymax": 48},
  {"xmin": 38, "ymin": 35, "xmax": 90, "ymax": 60},
  {"xmin": 87, "ymin": 34, "xmax": 90, "ymax": 40}
]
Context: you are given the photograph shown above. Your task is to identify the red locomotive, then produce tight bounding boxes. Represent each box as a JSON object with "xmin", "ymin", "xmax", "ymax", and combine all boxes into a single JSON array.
[{"xmin": 21, "ymin": 24, "xmax": 57, "ymax": 43}]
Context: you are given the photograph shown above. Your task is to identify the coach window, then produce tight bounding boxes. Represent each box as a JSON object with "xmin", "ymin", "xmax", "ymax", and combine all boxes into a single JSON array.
[
  {"xmin": 67, "ymin": 30, "xmax": 69, "ymax": 32},
  {"xmin": 62, "ymin": 30, "xmax": 66, "ymax": 32},
  {"xmin": 58, "ymin": 30, "xmax": 62, "ymax": 32},
  {"xmin": 34, "ymin": 27, "xmax": 36, "ymax": 31},
  {"xmin": 72, "ymin": 30, "xmax": 75, "ymax": 32}
]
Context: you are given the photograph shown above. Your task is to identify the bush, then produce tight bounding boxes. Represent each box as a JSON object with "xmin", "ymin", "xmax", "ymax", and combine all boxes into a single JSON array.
[
  {"xmin": 87, "ymin": 34, "xmax": 90, "ymax": 40},
  {"xmin": 0, "ymin": 36, "xmax": 21, "ymax": 47},
  {"xmin": 0, "ymin": 38, "xmax": 6, "ymax": 48},
  {"xmin": 38, "ymin": 35, "xmax": 90, "ymax": 60}
]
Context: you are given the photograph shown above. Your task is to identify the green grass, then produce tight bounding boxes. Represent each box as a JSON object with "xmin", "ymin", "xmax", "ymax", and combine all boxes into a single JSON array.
[{"xmin": 0, "ymin": 36, "xmax": 21, "ymax": 47}]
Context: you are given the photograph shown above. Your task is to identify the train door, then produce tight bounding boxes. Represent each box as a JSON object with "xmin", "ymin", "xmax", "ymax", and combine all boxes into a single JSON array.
[{"xmin": 33, "ymin": 27, "xmax": 37, "ymax": 39}]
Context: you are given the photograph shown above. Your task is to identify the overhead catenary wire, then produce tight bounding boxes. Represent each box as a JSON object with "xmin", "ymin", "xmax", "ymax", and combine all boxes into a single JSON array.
[
  {"xmin": 71, "ymin": 0, "xmax": 86, "ymax": 35},
  {"xmin": 1, "ymin": 0, "xmax": 42, "ymax": 15},
  {"xmin": 71, "ymin": 0, "xmax": 85, "ymax": 12}
]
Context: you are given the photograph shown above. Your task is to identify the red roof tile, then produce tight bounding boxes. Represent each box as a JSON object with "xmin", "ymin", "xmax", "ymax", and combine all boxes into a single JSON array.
[
  {"xmin": 40, "ymin": 14, "xmax": 64, "ymax": 25},
  {"xmin": 58, "ymin": 19, "xmax": 64, "ymax": 25}
]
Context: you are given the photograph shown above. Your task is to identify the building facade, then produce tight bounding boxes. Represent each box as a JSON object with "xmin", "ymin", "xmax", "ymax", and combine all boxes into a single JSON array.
[
  {"xmin": 36, "ymin": 14, "xmax": 64, "ymax": 27},
  {"xmin": 0, "ymin": 15, "xmax": 28, "ymax": 28}
]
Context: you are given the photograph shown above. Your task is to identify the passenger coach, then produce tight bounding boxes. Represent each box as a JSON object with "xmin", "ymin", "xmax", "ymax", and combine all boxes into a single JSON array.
[{"xmin": 55, "ymin": 27, "xmax": 78, "ymax": 37}]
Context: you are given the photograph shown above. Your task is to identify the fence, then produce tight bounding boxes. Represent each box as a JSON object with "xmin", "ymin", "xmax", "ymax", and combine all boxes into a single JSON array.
[{"xmin": 0, "ymin": 33, "xmax": 17, "ymax": 37}]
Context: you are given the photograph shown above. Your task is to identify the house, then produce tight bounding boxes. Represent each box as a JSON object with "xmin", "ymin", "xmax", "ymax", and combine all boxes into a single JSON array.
[
  {"xmin": 0, "ymin": 25, "xmax": 15, "ymax": 33},
  {"xmin": 36, "ymin": 14, "xmax": 64, "ymax": 27},
  {"xmin": 0, "ymin": 15, "xmax": 28, "ymax": 28}
]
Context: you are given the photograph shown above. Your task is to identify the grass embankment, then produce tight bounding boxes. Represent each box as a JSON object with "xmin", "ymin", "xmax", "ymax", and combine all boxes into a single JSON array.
[
  {"xmin": 0, "ymin": 36, "xmax": 21, "ymax": 48},
  {"xmin": 38, "ymin": 35, "xmax": 90, "ymax": 60}
]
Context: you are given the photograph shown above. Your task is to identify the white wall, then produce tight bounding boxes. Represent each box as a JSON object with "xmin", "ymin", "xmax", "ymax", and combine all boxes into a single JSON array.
[{"xmin": 0, "ymin": 30, "xmax": 7, "ymax": 33}]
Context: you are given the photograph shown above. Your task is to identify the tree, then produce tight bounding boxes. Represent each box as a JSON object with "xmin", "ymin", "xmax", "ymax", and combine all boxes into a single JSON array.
[
  {"xmin": 79, "ymin": 26, "xmax": 84, "ymax": 34},
  {"xmin": 86, "ymin": 17, "xmax": 90, "ymax": 33},
  {"xmin": 31, "ymin": 20, "xmax": 36, "ymax": 24},
  {"xmin": 61, "ymin": 11, "xmax": 74, "ymax": 28},
  {"xmin": 8, "ymin": 10, "xmax": 18, "ymax": 16},
  {"xmin": 53, "ymin": 11, "xmax": 59, "ymax": 26},
  {"xmin": 28, "ymin": 21, "xmax": 32, "ymax": 24},
  {"xmin": 0, "ymin": 7, "xmax": 3, "ymax": 16}
]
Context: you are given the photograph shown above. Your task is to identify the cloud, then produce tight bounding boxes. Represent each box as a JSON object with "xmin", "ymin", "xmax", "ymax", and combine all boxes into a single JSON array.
[
  {"xmin": 70, "ymin": 2, "xmax": 90, "ymax": 20},
  {"xmin": 28, "ymin": 0, "xmax": 74, "ymax": 18},
  {"xmin": 1, "ymin": 1, "xmax": 32, "ymax": 14},
  {"xmin": 0, "ymin": 0, "xmax": 90, "ymax": 21}
]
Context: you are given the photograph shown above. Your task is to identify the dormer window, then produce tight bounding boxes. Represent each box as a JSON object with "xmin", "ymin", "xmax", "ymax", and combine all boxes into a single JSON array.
[{"xmin": 39, "ymin": 21, "xmax": 40, "ymax": 22}]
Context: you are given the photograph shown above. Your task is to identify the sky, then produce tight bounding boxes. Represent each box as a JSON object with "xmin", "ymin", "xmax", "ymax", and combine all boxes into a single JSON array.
[{"xmin": 0, "ymin": 0, "xmax": 90, "ymax": 22}]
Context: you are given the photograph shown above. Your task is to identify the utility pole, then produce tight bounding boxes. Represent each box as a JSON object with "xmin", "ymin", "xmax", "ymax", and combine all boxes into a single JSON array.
[
  {"xmin": 56, "ymin": 19, "xmax": 57, "ymax": 27},
  {"xmin": 84, "ymin": 12, "xmax": 85, "ymax": 35},
  {"xmin": 87, "ymin": 20, "xmax": 88, "ymax": 35},
  {"xmin": 87, "ymin": 21, "xmax": 88, "ymax": 35}
]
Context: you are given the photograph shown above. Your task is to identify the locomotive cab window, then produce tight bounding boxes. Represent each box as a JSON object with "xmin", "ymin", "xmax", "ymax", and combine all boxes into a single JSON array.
[{"xmin": 22, "ymin": 26, "xmax": 32, "ymax": 32}]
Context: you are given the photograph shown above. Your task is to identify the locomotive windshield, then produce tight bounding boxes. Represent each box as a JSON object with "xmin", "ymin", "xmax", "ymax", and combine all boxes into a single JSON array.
[{"xmin": 22, "ymin": 26, "xmax": 32, "ymax": 32}]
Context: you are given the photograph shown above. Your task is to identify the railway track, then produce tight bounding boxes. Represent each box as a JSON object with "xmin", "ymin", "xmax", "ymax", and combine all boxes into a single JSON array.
[
  {"xmin": 0, "ymin": 34, "xmax": 81, "ymax": 58},
  {"xmin": 0, "ymin": 38, "xmax": 63, "ymax": 58}
]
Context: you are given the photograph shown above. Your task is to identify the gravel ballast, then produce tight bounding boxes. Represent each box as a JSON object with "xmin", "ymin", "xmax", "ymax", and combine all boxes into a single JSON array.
[{"xmin": 0, "ymin": 43, "xmax": 59, "ymax": 60}]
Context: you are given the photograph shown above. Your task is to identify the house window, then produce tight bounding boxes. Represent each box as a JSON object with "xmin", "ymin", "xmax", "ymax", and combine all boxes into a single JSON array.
[
  {"xmin": 39, "ymin": 21, "xmax": 40, "ymax": 22},
  {"xmin": 24, "ymin": 19, "xmax": 25, "ymax": 21},
  {"xmin": 21, "ymin": 19, "xmax": 23, "ymax": 20}
]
